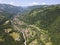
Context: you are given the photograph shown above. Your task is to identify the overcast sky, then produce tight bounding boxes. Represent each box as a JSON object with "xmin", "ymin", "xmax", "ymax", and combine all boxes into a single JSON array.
[{"xmin": 0, "ymin": 0, "xmax": 60, "ymax": 6}]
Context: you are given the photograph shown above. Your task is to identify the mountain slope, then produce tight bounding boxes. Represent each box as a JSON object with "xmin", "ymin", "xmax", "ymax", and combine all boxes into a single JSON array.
[
  {"xmin": 19, "ymin": 5, "xmax": 60, "ymax": 45},
  {"xmin": 0, "ymin": 4, "xmax": 25, "ymax": 45},
  {"xmin": 0, "ymin": 4, "xmax": 60, "ymax": 45},
  {"xmin": 0, "ymin": 4, "xmax": 23, "ymax": 14}
]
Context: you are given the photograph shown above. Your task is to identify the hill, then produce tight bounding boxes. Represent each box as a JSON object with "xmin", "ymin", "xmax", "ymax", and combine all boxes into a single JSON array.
[
  {"xmin": 0, "ymin": 4, "xmax": 23, "ymax": 14},
  {"xmin": 19, "ymin": 4, "xmax": 60, "ymax": 45},
  {"xmin": 0, "ymin": 4, "xmax": 25, "ymax": 45},
  {"xmin": 0, "ymin": 4, "xmax": 60, "ymax": 45}
]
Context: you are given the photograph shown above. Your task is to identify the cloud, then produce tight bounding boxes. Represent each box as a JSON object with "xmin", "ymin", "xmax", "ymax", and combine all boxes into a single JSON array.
[
  {"xmin": 10, "ymin": 2, "xmax": 14, "ymax": 5},
  {"xmin": 28, "ymin": 2, "xmax": 47, "ymax": 6},
  {"xmin": 0, "ymin": 0, "xmax": 7, "ymax": 4},
  {"xmin": 0, "ymin": 0, "xmax": 15, "ymax": 5},
  {"xmin": 28, "ymin": 2, "xmax": 40, "ymax": 6},
  {"xmin": 32, "ymin": 2, "xmax": 39, "ymax": 5},
  {"xmin": 42, "ymin": 2, "xmax": 46, "ymax": 5},
  {"xmin": 0, "ymin": 0, "xmax": 2, "ymax": 3},
  {"xmin": 9, "ymin": 2, "xmax": 20, "ymax": 6}
]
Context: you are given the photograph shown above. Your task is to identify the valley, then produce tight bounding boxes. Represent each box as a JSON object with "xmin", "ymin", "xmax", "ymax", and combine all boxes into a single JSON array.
[{"xmin": 0, "ymin": 4, "xmax": 60, "ymax": 45}]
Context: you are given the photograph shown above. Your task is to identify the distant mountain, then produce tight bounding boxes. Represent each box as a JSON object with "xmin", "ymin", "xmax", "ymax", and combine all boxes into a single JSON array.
[
  {"xmin": 21, "ymin": 5, "xmax": 48, "ymax": 15},
  {"xmin": 25, "ymin": 5, "xmax": 48, "ymax": 10},
  {"xmin": 0, "ymin": 4, "xmax": 23, "ymax": 14},
  {"xmin": 0, "ymin": 4, "xmax": 49, "ymax": 15}
]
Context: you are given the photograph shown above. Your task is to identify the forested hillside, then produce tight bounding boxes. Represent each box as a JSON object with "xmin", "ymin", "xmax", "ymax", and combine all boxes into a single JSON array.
[
  {"xmin": 19, "ymin": 5, "xmax": 60, "ymax": 45},
  {"xmin": 0, "ymin": 8, "xmax": 25, "ymax": 45},
  {"xmin": 0, "ymin": 4, "xmax": 60, "ymax": 45}
]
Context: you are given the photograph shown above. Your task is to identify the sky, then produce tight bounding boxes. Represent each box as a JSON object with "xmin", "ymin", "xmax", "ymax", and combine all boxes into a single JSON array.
[{"xmin": 0, "ymin": 0, "xmax": 60, "ymax": 6}]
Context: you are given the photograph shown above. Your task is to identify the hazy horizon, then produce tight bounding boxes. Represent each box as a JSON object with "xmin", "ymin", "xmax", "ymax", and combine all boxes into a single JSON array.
[{"xmin": 0, "ymin": 0, "xmax": 60, "ymax": 6}]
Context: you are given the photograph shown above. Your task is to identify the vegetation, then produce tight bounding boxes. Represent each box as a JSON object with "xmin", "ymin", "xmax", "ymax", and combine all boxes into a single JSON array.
[
  {"xmin": 0, "ymin": 12, "xmax": 25, "ymax": 45},
  {"xmin": 19, "ymin": 5, "xmax": 60, "ymax": 45},
  {"xmin": 0, "ymin": 4, "xmax": 60, "ymax": 45}
]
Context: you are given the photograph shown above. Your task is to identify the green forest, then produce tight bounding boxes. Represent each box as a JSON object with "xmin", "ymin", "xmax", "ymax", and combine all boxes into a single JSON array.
[{"xmin": 0, "ymin": 4, "xmax": 60, "ymax": 45}]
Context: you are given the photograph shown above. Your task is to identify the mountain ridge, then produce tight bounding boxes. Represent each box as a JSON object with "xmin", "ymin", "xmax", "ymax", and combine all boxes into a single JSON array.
[{"xmin": 0, "ymin": 4, "xmax": 60, "ymax": 45}]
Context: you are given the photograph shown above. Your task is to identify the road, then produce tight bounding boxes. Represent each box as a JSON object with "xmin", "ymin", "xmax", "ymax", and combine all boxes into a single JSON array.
[
  {"xmin": 10, "ymin": 18, "xmax": 27, "ymax": 45},
  {"xmin": 29, "ymin": 25, "xmax": 46, "ymax": 34}
]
